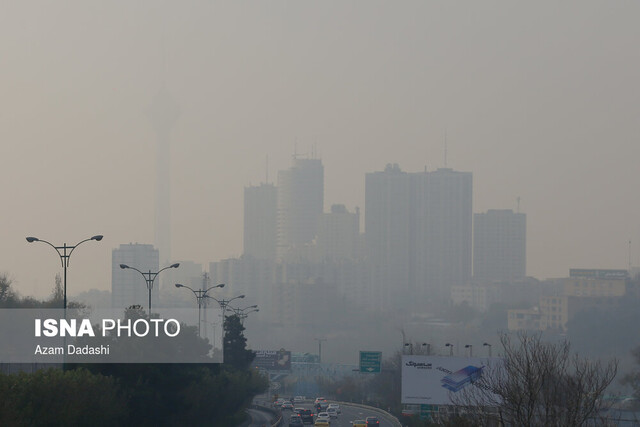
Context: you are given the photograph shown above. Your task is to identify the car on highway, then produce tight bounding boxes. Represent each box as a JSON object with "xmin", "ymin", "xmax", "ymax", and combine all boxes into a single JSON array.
[
  {"xmin": 298, "ymin": 408, "xmax": 315, "ymax": 425},
  {"xmin": 326, "ymin": 407, "xmax": 338, "ymax": 419},
  {"xmin": 273, "ymin": 398, "xmax": 286, "ymax": 408},
  {"xmin": 314, "ymin": 397, "xmax": 327, "ymax": 404},
  {"xmin": 351, "ymin": 420, "xmax": 367, "ymax": 427},
  {"xmin": 294, "ymin": 395, "xmax": 305, "ymax": 403},
  {"xmin": 314, "ymin": 420, "xmax": 330, "ymax": 427},
  {"xmin": 282, "ymin": 402, "xmax": 294, "ymax": 411},
  {"xmin": 365, "ymin": 416, "xmax": 380, "ymax": 426},
  {"xmin": 327, "ymin": 403, "xmax": 340, "ymax": 414},
  {"xmin": 316, "ymin": 412, "xmax": 331, "ymax": 423},
  {"xmin": 289, "ymin": 414, "xmax": 304, "ymax": 427}
]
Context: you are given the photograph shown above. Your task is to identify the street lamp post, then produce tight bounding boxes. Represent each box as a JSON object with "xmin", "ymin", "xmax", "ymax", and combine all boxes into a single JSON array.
[
  {"xmin": 483, "ymin": 342, "xmax": 492, "ymax": 357},
  {"xmin": 175, "ymin": 283, "xmax": 225, "ymax": 336},
  {"xmin": 236, "ymin": 307, "xmax": 259, "ymax": 326},
  {"xmin": 422, "ymin": 342, "xmax": 431, "ymax": 355},
  {"xmin": 206, "ymin": 294, "xmax": 246, "ymax": 334},
  {"xmin": 26, "ymin": 235, "xmax": 103, "ymax": 316},
  {"xmin": 120, "ymin": 263, "xmax": 179, "ymax": 313},
  {"xmin": 465, "ymin": 344, "xmax": 473, "ymax": 357},
  {"xmin": 207, "ymin": 294, "xmax": 246, "ymax": 315},
  {"xmin": 404, "ymin": 342, "xmax": 413, "ymax": 355},
  {"xmin": 445, "ymin": 342, "xmax": 454, "ymax": 356}
]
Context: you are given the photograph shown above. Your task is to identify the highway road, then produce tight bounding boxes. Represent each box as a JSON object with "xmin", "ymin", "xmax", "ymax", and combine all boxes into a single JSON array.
[{"xmin": 280, "ymin": 401, "xmax": 399, "ymax": 427}]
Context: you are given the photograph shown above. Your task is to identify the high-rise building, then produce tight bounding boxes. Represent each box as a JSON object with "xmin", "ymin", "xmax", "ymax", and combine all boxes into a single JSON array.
[
  {"xmin": 473, "ymin": 209, "xmax": 526, "ymax": 282},
  {"xmin": 316, "ymin": 204, "xmax": 360, "ymax": 262},
  {"xmin": 276, "ymin": 157, "xmax": 324, "ymax": 260},
  {"xmin": 365, "ymin": 165, "xmax": 472, "ymax": 310},
  {"xmin": 112, "ymin": 243, "xmax": 159, "ymax": 310},
  {"xmin": 415, "ymin": 168, "xmax": 473, "ymax": 300},
  {"xmin": 365, "ymin": 164, "xmax": 413, "ymax": 310},
  {"xmin": 244, "ymin": 183, "xmax": 277, "ymax": 260}
]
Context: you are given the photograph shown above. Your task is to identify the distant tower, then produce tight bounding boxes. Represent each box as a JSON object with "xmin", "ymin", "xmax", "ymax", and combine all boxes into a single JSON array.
[
  {"xmin": 149, "ymin": 89, "xmax": 179, "ymax": 267},
  {"xmin": 276, "ymin": 157, "xmax": 324, "ymax": 260},
  {"xmin": 244, "ymin": 183, "xmax": 278, "ymax": 260}
]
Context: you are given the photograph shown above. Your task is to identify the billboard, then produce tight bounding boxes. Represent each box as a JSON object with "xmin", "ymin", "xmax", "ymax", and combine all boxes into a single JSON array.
[
  {"xmin": 254, "ymin": 349, "xmax": 292, "ymax": 370},
  {"xmin": 401, "ymin": 355, "xmax": 501, "ymax": 405},
  {"xmin": 569, "ymin": 269, "xmax": 628, "ymax": 279}
]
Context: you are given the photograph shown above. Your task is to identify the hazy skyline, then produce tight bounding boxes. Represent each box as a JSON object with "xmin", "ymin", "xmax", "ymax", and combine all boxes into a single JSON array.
[{"xmin": 2, "ymin": 1, "xmax": 639, "ymax": 298}]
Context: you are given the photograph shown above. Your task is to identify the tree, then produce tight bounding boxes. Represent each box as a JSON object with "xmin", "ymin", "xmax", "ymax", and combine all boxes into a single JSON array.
[
  {"xmin": 451, "ymin": 332, "xmax": 617, "ymax": 427},
  {"xmin": 50, "ymin": 273, "xmax": 63, "ymax": 305},
  {"xmin": 0, "ymin": 274, "xmax": 16, "ymax": 307},
  {"xmin": 223, "ymin": 314, "xmax": 256, "ymax": 370},
  {"xmin": 621, "ymin": 346, "xmax": 640, "ymax": 409}
]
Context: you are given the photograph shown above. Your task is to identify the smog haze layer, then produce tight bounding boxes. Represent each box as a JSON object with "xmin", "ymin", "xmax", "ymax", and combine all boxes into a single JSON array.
[{"xmin": 2, "ymin": 1, "xmax": 639, "ymax": 297}]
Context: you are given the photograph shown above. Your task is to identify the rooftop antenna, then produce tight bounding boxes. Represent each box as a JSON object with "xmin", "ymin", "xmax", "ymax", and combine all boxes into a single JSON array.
[
  {"xmin": 517, "ymin": 196, "xmax": 521, "ymax": 213},
  {"xmin": 444, "ymin": 130, "xmax": 448, "ymax": 168},
  {"xmin": 293, "ymin": 138, "xmax": 298, "ymax": 160},
  {"xmin": 629, "ymin": 239, "xmax": 632, "ymax": 273},
  {"xmin": 265, "ymin": 154, "xmax": 269, "ymax": 184}
]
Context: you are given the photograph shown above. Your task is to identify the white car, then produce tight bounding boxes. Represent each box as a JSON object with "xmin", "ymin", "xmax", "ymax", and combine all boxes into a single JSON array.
[
  {"xmin": 326, "ymin": 407, "xmax": 338, "ymax": 418},
  {"xmin": 316, "ymin": 412, "xmax": 331, "ymax": 424},
  {"xmin": 327, "ymin": 404, "xmax": 340, "ymax": 414}
]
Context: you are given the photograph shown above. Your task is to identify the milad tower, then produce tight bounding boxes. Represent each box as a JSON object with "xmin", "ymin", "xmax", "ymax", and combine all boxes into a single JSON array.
[{"xmin": 149, "ymin": 88, "xmax": 179, "ymax": 268}]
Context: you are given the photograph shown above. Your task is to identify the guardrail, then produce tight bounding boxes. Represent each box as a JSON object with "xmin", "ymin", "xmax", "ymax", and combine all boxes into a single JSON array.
[
  {"xmin": 248, "ymin": 403, "xmax": 282, "ymax": 427},
  {"xmin": 333, "ymin": 401, "xmax": 402, "ymax": 427}
]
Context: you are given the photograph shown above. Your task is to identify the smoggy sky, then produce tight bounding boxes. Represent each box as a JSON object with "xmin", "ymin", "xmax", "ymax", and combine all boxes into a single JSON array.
[{"xmin": 1, "ymin": 1, "xmax": 639, "ymax": 298}]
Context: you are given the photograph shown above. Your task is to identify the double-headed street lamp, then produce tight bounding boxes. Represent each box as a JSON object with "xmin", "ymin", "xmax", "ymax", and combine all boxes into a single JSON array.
[
  {"xmin": 207, "ymin": 294, "xmax": 246, "ymax": 314},
  {"xmin": 120, "ymin": 263, "xmax": 179, "ymax": 313},
  {"xmin": 228, "ymin": 305, "xmax": 259, "ymax": 326},
  {"xmin": 206, "ymin": 294, "xmax": 246, "ymax": 330},
  {"xmin": 26, "ymin": 234, "xmax": 103, "ymax": 315},
  {"xmin": 175, "ymin": 283, "xmax": 225, "ymax": 336}
]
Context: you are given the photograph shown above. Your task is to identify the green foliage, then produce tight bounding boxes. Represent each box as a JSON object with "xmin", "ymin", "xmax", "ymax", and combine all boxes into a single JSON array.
[
  {"xmin": 0, "ymin": 274, "xmax": 16, "ymax": 306},
  {"xmin": 223, "ymin": 314, "xmax": 256, "ymax": 370},
  {"xmin": 0, "ymin": 368, "xmax": 127, "ymax": 426},
  {"xmin": 0, "ymin": 283, "xmax": 267, "ymax": 425}
]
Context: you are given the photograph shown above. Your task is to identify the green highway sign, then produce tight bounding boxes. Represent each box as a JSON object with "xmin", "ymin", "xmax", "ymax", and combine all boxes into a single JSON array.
[{"xmin": 359, "ymin": 351, "xmax": 382, "ymax": 373}]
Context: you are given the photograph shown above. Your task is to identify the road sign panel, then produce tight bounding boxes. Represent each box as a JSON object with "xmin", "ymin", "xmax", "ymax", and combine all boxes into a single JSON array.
[{"xmin": 359, "ymin": 351, "xmax": 382, "ymax": 373}]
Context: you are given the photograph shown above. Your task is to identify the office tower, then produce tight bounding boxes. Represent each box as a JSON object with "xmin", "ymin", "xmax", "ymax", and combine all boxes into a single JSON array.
[
  {"xmin": 276, "ymin": 157, "xmax": 324, "ymax": 260},
  {"xmin": 244, "ymin": 183, "xmax": 277, "ymax": 260},
  {"xmin": 365, "ymin": 165, "xmax": 472, "ymax": 310},
  {"xmin": 474, "ymin": 209, "xmax": 526, "ymax": 282},
  {"xmin": 112, "ymin": 243, "xmax": 159, "ymax": 310},
  {"xmin": 316, "ymin": 204, "xmax": 360, "ymax": 262},
  {"xmin": 415, "ymin": 168, "xmax": 473, "ymax": 300},
  {"xmin": 150, "ymin": 89, "xmax": 179, "ymax": 267},
  {"xmin": 365, "ymin": 164, "xmax": 413, "ymax": 310}
]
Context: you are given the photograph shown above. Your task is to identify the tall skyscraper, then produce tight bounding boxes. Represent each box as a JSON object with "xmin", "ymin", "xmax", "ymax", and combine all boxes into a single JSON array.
[
  {"xmin": 244, "ymin": 183, "xmax": 277, "ymax": 260},
  {"xmin": 415, "ymin": 168, "xmax": 473, "ymax": 300},
  {"xmin": 365, "ymin": 165, "xmax": 472, "ymax": 310},
  {"xmin": 316, "ymin": 204, "xmax": 360, "ymax": 262},
  {"xmin": 276, "ymin": 157, "xmax": 324, "ymax": 260},
  {"xmin": 365, "ymin": 164, "xmax": 413, "ymax": 310},
  {"xmin": 112, "ymin": 243, "xmax": 159, "ymax": 310},
  {"xmin": 474, "ymin": 209, "xmax": 526, "ymax": 282},
  {"xmin": 150, "ymin": 89, "xmax": 179, "ymax": 267}
]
